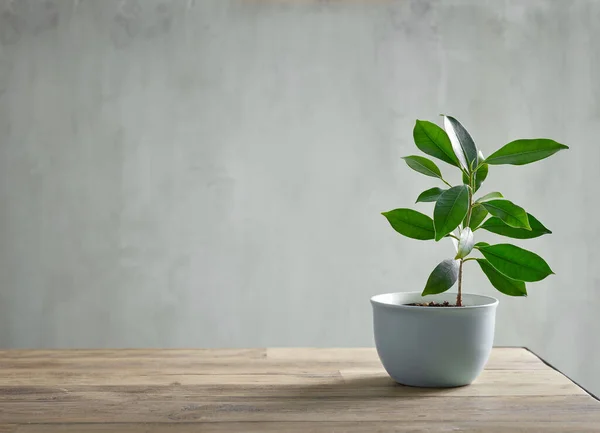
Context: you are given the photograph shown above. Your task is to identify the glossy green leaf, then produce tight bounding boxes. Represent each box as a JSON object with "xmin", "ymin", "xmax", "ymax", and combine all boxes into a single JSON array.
[
  {"xmin": 402, "ymin": 156, "xmax": 443, "ymax": 179},
  {"xmin": 474, "ymin": 241, "xmax": 490, "ymax": 248},
  {"xmin": 477, "ymin": 259, "xmax": 527, "ymax": 297},
  {"xmin": 422, "ymin": 259, "xmax": 460, "ymax": 296},
  {"xmin": 416, "ymin": 187, "xmax": 446, "ymax": 203},
  {"xmin": 481, "ymin": 199, "xmax": 531, "ymax": 229},
  {"xmin": 476, "ymin": 192, "xmax": 504, "ymax": 203},
  {"xmin": 382, "ymin": 209, "xmax": 435, "ymax": 240},
  {"xmin": 486, "ymin": 139, "xmax": 569, "ymax": 166},
  {"xmin": 479, "ymin": 213, "xmax": 551, "ymax": 239},
  {"xmin": 433, "ymin": 185, "xmax": 470, "ymax": 241},
  {"xmin": 479, "ymin": 244, "xmax": 554, "ymax": 282},
  {"xmin": 444, "ymin": 116, "xmax": 478, "ymax": 172},
  {"xmin": 455, "ymin": 227, "xmax": 474, "ymax": 259},
  {"xmin": 466, "ymin": 205, "xmax": 489, "ymax": 230},
  {"xmin": 413, "ymin": 120, "xmax": 460, "ymax": 167}
]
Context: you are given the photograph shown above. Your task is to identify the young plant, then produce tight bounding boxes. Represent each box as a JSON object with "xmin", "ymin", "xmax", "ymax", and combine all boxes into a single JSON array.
[{"xmin": 382, "ymin": 116, "xmax": 568, "ymax": 306}]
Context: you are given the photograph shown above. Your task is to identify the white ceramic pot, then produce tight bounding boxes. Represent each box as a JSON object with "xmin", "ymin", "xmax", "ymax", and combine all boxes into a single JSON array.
[{"xmin": 371, "ymin": 292, "xmax": 498, "ymax": 388}]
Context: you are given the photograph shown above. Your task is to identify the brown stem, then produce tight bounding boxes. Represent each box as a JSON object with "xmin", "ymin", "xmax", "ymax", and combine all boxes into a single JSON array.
[{"xmin": 457, "ymin": 259, "xmax": 464, "ymax": 307}]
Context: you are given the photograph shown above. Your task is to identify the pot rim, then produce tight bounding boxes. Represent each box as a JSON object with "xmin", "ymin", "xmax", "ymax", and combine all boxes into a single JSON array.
[{"xmin": 371, "ymin": 291, "xmax": 499, "ymax": 310}]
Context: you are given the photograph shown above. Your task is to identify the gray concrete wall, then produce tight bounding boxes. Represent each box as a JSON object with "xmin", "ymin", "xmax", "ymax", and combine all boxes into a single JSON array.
[{"xmin": 1, "ymin": 0, "xmax": 598, "ymax": 395}]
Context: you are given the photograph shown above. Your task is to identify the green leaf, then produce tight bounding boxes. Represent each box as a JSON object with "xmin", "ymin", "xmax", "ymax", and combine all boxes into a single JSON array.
[
  {"xmin": 479, "ymin": 213, "xmax": 551, "ymax": 239},
  {"xmin": 416, "ymin": 187, "xmax": 446, "ymax": 203},
  {"xmin": 474, "ymin": 241, "xmax": 490, "ymax": 248},
  {"xmin": 422, "ymin": 259, "xmax": 460, "ymax": 296},
  {"xmin": 413, "ymin": 120, "xmax": 460, "ymax": 167},
  {"xmin": 444, "ymin": 116, "xmax": 478, "ymax": 172},
  {"xmin": 477, "ymin": 259, "xmax": 527, "ymax": 297},
  {"xmin": 382, "ymin": 209, "xmax": 435, "ymax": 240},
  {"xmin": 485, "ymin": 139, "xmax": 569, "ymax": 166},
  {"xmin": 467, "ymin": 205, "xmax": 488, "ymax": 230},
  {"xmin": 402, "ymin": 156, "xmax": 443, "ymax": 179},
  {"xmin": 433, "ymin": 185, "xmax": 470, "ymax": 241},
  {"xmin": 481, "ymin": 199, "xmax": 531, "ymax": 229},
  {"xmin": 455, "ymin": 227, "xmax": 474, "ymax": 259},
  {"xmin": 478, "ymin": 244, "xmax": 554, "ymax": 282},
  {"xmin": 476, "ymin": 192, "xmax": 504, "ymax": 203}
]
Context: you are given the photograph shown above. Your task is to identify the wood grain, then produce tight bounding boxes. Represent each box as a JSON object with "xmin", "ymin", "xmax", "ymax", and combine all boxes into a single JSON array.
[
  {"xmin": 0, "ymin": 348, "xmax": 597, "ymax": 432},
  {"xmin": 9, "ymin": 423, "xmax": 600, "ymax": 433}
]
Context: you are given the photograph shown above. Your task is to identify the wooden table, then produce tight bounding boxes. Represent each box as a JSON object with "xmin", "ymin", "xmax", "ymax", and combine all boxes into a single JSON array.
[{"xmin": 0, "ymin": 348, "xmax": 598, "ymax": 432}]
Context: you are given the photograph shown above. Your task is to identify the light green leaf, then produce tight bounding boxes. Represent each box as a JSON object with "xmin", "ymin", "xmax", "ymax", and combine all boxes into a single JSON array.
[
  {"xmin": 479, "ymin": 213, "xmax": 551, "ymax": 239},
  {"xmin": 402, "ymin": 156, "xmax": 443, "ymax": 179},
  {"xmin": 416, "ymin": 187, "xmax": 446, "ymax": 203},
  {"xmin": 466, "ymin": 205, "xmax": 488, "ymax": 230},
  {"xmin": 444, "ymin": 116, "xmax": 478, "ymax": 172},
  {"xmin": 455, "ymin": 227, "xmax": 474, "ymax": 259},
  {"xmin": 477, "ymin": 259, "xmax": 527, "ymax": 297},
  {"xmin": 486, "ymin": 139, "xmax": 569, "ymax": 166},
  {"xmin": 422, "ymin": 259, "xmax": 460, "ymax": 296},
  {"xmin": 413, "ymin": 120, "xmax": 460, "ymax": 167},
  {"xmin": 433, "ymin": 185, "xmax": 470, "ymax": 241},
  {"xmin": 481, "ymin": 199, "xmax": 531, "ymax": 229},
  {"xmin": 479, "ymin": 244, "xmax": 554, "ymax": 282},
  {"xmin": 474, "ymin": 241, "xmax": 490, "ymax": 248},
  {"xmin": 382, "ymin": 209, "xmax": 435, "ymax": 240},
  {"xmin": 476, "ymin": 192, "xmax": 504, "ymax": 203}
]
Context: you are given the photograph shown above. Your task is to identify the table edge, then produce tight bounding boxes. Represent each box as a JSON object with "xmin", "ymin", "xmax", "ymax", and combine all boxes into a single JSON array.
[{"xmin": 524, "ymin": 347, "xmax": 599, "ymax": 401}]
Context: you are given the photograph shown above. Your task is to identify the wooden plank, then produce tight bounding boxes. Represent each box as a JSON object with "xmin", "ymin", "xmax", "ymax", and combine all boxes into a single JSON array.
[
  {"xmin": 11, "ymin": 422, "xmax": 600, "ymax": 433},
  {"xmin": 0, "ymin": 349, "xmax": 266, "ymax": 361},
  {"xmin": 0, "ymin": 370, "xmax": 584, "ymax": 399},
  {"xmin": 0, "ymin": 426, "xmax": 17, "ymax": 433},
  {"xmin": 0, "ymin": 372, "xmax": 343, "ymax": 387},
  {"xmin": 266, "ymin": 347, "xmax": 546, "ymax": 370},
  {"xmin": 338, "ymin": 369, "xmax": 586, "ymax": 397},
  {"xmin": 1, "ymin": 396, "xmax": 599, "ymax": 423},
  {"xmin": 0, "ymin": 348, "xmax": 547, "ymax": 377}
]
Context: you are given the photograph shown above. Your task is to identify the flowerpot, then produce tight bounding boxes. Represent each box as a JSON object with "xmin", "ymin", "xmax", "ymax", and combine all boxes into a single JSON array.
[{"xmin": 370, "ymin": 291, "xmax": 498, "ymax": 388}]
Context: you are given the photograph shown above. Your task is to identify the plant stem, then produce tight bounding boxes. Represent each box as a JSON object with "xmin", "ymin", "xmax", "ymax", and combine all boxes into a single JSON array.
[
  {"xmin": 458, "ymin": 172, "xmax": 475, "ymax": 307},
  {"xmin": 464, "ymin": 174, "xmax": 474, "ymax": 228},
  {"xmin": 457, "ymin": 259, "xmax": 464, "ymax": 307},
  {"xmin": 442, "ymin": 178, "xmax": 452, "ymax": 188}
]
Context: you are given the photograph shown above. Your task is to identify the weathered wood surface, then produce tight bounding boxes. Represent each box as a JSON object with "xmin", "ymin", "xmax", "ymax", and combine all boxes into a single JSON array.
[{"xmin": 0, "ymin": 348, "xmax": 598, "ymax": 432}]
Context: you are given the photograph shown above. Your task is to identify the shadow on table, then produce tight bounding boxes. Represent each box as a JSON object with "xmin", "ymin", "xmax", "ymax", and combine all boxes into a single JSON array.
[
  {"xmin": 281, "ymin": 374, "xmax": 462, "ymax": 399},
  {"xmin": 171, "ymin": 375, "xmax": 466, "ymax": 420},
  {"xmin": 166, "ymin": 375, "xmax": 483, "ymax": 421}
]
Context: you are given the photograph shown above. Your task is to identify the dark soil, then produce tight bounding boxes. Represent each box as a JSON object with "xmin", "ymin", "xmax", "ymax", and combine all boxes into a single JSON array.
[{"xmin": 406, "ymin": 301, "xmax": 463, "ymax": 307}]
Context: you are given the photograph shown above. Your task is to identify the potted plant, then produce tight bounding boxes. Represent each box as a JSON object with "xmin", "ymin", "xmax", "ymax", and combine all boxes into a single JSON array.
[{"xmin": 371, "ymin": 115, "xmax": 568, "ymax": 387}]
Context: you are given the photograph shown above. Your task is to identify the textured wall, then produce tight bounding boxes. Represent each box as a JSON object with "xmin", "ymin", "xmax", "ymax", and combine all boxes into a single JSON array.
[{"xmin": 1, "ymin": 0, "xmax": 599, "ymax": 394}]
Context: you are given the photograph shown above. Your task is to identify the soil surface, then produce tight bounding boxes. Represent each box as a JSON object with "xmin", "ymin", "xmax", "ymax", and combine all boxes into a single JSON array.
[{"xmin": 406, "ymin": 301, "xmax": 463, "ymax": 307}]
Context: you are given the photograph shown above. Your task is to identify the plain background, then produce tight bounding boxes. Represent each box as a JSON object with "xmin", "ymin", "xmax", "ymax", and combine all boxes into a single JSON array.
[{"xmin": 1, "ymin": 0, "xmax": 599, "ymax": 396}]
